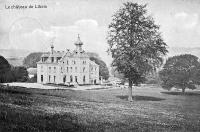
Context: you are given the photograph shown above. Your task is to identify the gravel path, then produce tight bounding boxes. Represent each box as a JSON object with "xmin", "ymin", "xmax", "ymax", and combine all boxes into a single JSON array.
[{"xmin": 3, "ymin": 82, "xmax": 109, "ymax": 91}]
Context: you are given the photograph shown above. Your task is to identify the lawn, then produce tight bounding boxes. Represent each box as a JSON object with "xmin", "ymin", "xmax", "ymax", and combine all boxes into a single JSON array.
[{"xmin": 0, "ymin": 84, "xmax": 200, "ymax": 132}]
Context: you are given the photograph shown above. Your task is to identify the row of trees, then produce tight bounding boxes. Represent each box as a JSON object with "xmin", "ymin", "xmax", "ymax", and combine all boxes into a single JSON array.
[
  {"xmin": 107, "ymin": 2, "xmax": 200, "ymax": 101},
  {"xmin": 0, "ymin": 56, "xmax": 28, "ymax": 83}
]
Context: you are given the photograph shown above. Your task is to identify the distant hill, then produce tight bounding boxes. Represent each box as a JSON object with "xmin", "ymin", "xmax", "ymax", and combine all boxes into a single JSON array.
[
  {"xmin": 6, "ymin": 57, "xmax": 24, "ymax": 66},
  {"xmin": 167, "ymin": 47, "xmax": 200, "ymax": 58},
  {"xmin": 0, "ymin": 49, "xmax": 31, "ymax": 66},
  {"xmin": 0, "ymin": 49, "xmax": 31, "ymax": 58},
  {"xmin": 1, "ymin": 47, "xmax": 200, "ymax": 67}
]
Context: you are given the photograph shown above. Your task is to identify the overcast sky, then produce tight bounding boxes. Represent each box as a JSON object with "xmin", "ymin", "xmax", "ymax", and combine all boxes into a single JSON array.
[{"xmin": 0, "ymin": 0, "xmax": 200, "ymax": 66}]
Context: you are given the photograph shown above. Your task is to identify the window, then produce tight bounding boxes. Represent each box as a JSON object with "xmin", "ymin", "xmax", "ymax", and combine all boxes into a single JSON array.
[
  {"xmin": 67, "ymin": 67, "xmax": 68, "ymax": 72},
  {"xmin": 51, "ymin": 57, "xmax": 54, "ymax": 62},
  {"xmin": 49, "ymin": 67, "xmax": 51, "ymax": 73},
  {"xmin": 63, "ymin": 75, "xmax": 66, "ymax": 83},
  {"xmin": 72, "ymin": 60, "xmax": 76, "ymax": 65},
  {"xmin": 83, "ymin": 76, "xmax": 85, "ymax": 83},
  {"xmin": 54, "ymin": 67, "xmax": 56, "ymax": 73},
  {"xmin": 67, "ymin": 60, "xmax": 68, "ymax": 65},
  {"xmin": 49, "ymin": 75, "xmax": 51, "ymax": 82},
  {"xmin": 57, "ymin": 57, "xmax": 61, "ymax": 62},
  {"xmin": 83, "ymin": 61, "xmax": 86, "ymax": 64},
  {"xmin": 83, "ymin": 67, "xmax": 85, "ymax": 72},
  {"xmin": 70, "ymin": 75, "xmax": 73, "ymax": 82},
  {"xmin": 41, "ymin": 75, "xmax": 43, "ymax": 82},
  {"xmin": 61, "ymin": 67, "xmax": 63, "ymax": 73},
  {"xmin": 70, "ymin": 67, "xmax": 72, "ymax": 72},
  {"xmin": 75, "ymin": 67, "xmax": 77, "ymax": 72},
  {"xmin": 54, "ymin": 76, "xmax": 56, "ymax": 82},
  {"xmin": 75, "ymin": 76, "xmax": 77, "ymax": 83}
]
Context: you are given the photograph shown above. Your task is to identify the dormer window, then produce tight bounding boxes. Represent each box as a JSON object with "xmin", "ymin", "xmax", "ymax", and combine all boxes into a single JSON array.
[
  {"xmin": 72, "ymin": 60, "xmax": 76, "ymax": 65},
  {"xmin": 57, "ymin": 57, "xmax": 61, "ymax": 62}
]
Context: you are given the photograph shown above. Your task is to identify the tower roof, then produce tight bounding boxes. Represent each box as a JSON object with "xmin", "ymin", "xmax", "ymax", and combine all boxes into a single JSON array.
[{"xmin": 75, "ymin": 34, "xmax": 83, "ymax": 45}]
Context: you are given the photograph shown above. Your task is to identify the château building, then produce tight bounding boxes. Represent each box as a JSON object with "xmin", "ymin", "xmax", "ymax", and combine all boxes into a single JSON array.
[{"xmin": 37, "ymin": 35, "xmax": 99, "ymax": 85}]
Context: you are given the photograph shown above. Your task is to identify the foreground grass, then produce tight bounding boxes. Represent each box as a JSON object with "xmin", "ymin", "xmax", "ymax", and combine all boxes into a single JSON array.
[{"xmin": 0, "ymin": 84, "xmax": 200, "ymax": 131}]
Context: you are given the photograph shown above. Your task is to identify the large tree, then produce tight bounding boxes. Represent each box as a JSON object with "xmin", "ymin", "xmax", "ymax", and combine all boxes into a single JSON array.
[
  {"xmin": 107, "ymin": 2, "xmax": 167, "ymax": 101},
  {"xmin": 0, "ymin": 55, "xmax": 14, "ymax": 83},
  {"xmin": 159, "ymin": 54, "xmax": 200, "ymax": 93}
]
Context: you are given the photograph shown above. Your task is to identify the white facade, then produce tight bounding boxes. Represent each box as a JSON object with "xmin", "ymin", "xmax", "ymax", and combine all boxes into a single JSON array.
[{"xmin": 37, "ymin": 36, "xmax": 99, "ymax": 85}]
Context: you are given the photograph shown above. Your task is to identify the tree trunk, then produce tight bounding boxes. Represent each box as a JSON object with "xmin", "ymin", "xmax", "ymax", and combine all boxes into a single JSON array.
[{"xmin": 128, "ymin": 80, "xmax": 133, "ymax": 101}]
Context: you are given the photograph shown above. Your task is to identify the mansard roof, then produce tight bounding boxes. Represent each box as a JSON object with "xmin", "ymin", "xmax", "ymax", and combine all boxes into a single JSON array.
[
  {"xmin": 38, "ymin": 49, "xmax": 90, "ymax": 64},
  {"xmin": 38, "ymin": 36, "xmax": 95, "ymax": 64},
  {"xmin": 70, "ymin": 50, "xmax": 89, "ymax": 58}
]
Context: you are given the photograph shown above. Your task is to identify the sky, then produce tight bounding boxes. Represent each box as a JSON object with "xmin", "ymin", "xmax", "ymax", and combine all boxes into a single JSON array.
[{"xmin": 0, "ymin": 0, "xmax": 200, "ymax": 66}]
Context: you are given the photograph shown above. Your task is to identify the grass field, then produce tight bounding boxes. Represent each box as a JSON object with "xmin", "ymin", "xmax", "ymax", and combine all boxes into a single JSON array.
[{"xmin": 0, "ymin": 84, "xmax": 200, "ymax": 132}]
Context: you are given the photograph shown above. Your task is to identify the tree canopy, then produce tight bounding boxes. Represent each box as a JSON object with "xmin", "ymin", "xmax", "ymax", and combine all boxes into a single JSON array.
[
  {"xmin": 88, "ymin": 52, "xmax": 109, "ymax": 80},
  {"xmin": 23, "ymin": 52, "xmax": 43, "ymax": 68},
  {"xmin": 107, "ymin": 2, "xmax": 168, "ymax": 101},
  {"xmin": 0, "ymin": 55, "xmax": 28, "ymax": 83},
  {"xmin": 0, "ymin": 55, "xmax": 11, "ymax": 74},
  {"xmin": 0, "ymin": 55, "xmax": 14, "ymax": 83},
  {"xmin": 12, "ymin": 66, "xmax": 29, "ymax": 82},
  {"xmin": 159, "ymin": 54, "xmax": 200, "ymax": 93}
]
